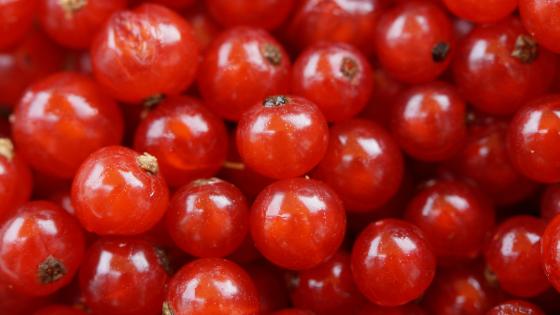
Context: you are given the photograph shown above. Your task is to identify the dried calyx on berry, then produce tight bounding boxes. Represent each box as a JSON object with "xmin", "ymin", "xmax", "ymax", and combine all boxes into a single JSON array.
[
  {"xmin": 432, "ymin": 42, "xmax": 451, "ymax": 62},
  {"xmin": 511, "ymin": 34, "xmax": 539, "ymax": 64},
  {"xmin": 263, "ymin": 95, "xmax": 289, "ymax": 107}
]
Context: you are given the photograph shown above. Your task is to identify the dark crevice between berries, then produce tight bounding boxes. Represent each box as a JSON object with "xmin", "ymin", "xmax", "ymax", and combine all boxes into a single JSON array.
[
  {"xmin": 137, "ymin": 152, "xmax": 159, "ymax": 175},
  {"xmin": 154, "ymin": 246, "xmax": 173, "ymax": 275},
  {"xmin": 263, "ymin": 95, "xmax": 289, "ymax": 108},
  {"xmin": 162, "ymin": 302, "xmax": 174, "ymax": 315},
  {"xmin": 60, "ymin": 0, "xmax": 87, "ymax": 19},
  {"xmin": 511, "ymin": 34, "xmax": 539, "ymax": 64},
  {"xmin": 0, "ymin": 138, "xmax": 14, "ymax": 161},
  {"xmin": 142, "ymin": 94, "xmax": 166, "ymax": 119},
  {"xmin": 340, "ymin": 57, "xmax": 359, "ymax": 81},
  {"xmin": 432, "ymin": 42, "xmax": 450, "ymax": 63},
  {"xmin": 38, "ymin": 256, "xmax": 67, "ymax": 284},
  {"xmin": 261, "ymin": 43, "xmax": 282, "ymax": 66},
  {"xmin": 484, "ymin": 265, "xmax": 499, "ymax": 288}
]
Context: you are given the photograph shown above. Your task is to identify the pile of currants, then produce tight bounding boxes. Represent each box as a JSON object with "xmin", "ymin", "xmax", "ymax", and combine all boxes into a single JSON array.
[{"xmin": 1, "ymin": 0, "xmax": 560, "ymax": 314}]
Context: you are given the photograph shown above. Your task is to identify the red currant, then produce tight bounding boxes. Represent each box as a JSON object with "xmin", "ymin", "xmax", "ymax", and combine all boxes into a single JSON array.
[
  {"xmin": 487, "ymin": 300, "xmax": 545, "ymax": 315},
  {"xmin": 33, "ymin": 305, "xmax": 87, "ymax": 315},
  {"xmin": 206, "ymin": 0, "xmax": 294, "ymax": 31},
  {"xmin": 0, "ymin": 0, "xmax": 36, "ymax": 50},
  {"xmin": 184, "ymin": 3, "xmax": 222, "ymax": 52},
  {"xmin": 542, "ymin": 214, "xmax": 560, "ymax": 292},
  {"xmin": 520, "ymin": 0, "xmax": 560, "ymax": 53},
  {"xmin": 0, "ymin": 138, "xmax": 32, "ymax": 222},
  {"xmin": 442, "ymin": 0, "xmax": 517, "ymax": 24},
  {"xmin": 357, "ymin": 303, "xmax": 428, "ymax": 315},
  {"xmin": 271, "ymin": 309, "xmax": 315, "ymax": 315}
]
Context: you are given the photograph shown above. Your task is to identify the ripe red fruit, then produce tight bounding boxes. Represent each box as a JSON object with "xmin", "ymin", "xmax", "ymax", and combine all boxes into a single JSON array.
[
  {"xmin": 184, "ymin": 3, "xmax": 222, "ymax": 52},
  {"xmin": 33, "ymin": 305, "xmax": 87, "ymax": 315},
  {"xmin": 91, "ymin": 3, "xmax": 199, "ymax": 104},
  {"xmin": 164, "ymin": 258, "xmax": 260, "ymax": 315},
  {"xmin": 351, "ymin": 219, "xmax": 436, "ymax": 306},
  {"xmin": 487, "ymin": 300, "xmax": 545, "ymax": 315},
  {"xmin": 0, "ymin": 138, "xmax": 32, "ymax": 222},
  {"xmin": 291, "ymin": 43, "xmax": 374, "ymax": 122},
  {"xmin": 0, "ymin": 201, "xmax": 85, "ymax": 296},
  {"xmin": 72, "ymin": 146, "xmax": 169, "ymax": 235},
  {"xmin": 251, "ymin": 178, "xmax": 346, "ymax": 270},
  {"xmin": 442, "ymin": 0, "xmax": 518, "ymax": 23},
  {"xmin": 198, "ymin": 27, "xmax": 290, "ymax": 121},
  {"xmin": 80, "ymin": 238, "xmax": 169, "ymax": 315},
  {"xmin": 542, "ymin": 215, "xmax": 560, "ymax": 292},
  {"xmin": 133, "ymin": 96, "xmax": 228, "ymax": 187},
  {"xmin": 206, "ymin": 0, "xmax": 294, "ymax": 30},
  {"xmin": 520, "ymin": 0, "xmax": 560, "ymax": 53},
  {"xmin": 237, "ymin": 96, "xmax": 329, "ymax": 179},
  {"xmin": 272, "ymin": 310, "xmax": 315, "ymax": 315},
  {"xmin": 0, "ymin": 0, "xmax": 36, "ymax": 50}
]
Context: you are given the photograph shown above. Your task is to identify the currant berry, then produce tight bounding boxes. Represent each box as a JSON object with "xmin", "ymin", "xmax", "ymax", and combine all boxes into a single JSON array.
[
  {"xmin": 351, "ymin": 219, "xmax": 436, "ymax": 306},
  {"xmin": 292, "ymin": 43, "xmax": 374, "ymax": 122},
  {"xmin": 33, "ymin": 305, "xmax": 87, "ymax": 315},
  {"xmin": 237, "ymin": 95, "xmax": 328, "ymax": 179},
  {"xmin": 12, "ymin": 72, "xmax": 124, "ymax": 179},
  {"xmin": 206, "ymin": 0, "xmax": 294, "ymax": 30},
  {"xmin": 0, "ymin": 138, "xmax": 32, "ymax": 222},
  {"xmin": 72, "ymin": 146, "xmax": 169, "ymax": 235},
  {"xmin": 198, "ymin": 27, "xmax": 290, "ymax": 121},
  {"xmin": 442, "ymin": 0, "xmax": 517, "ymax": 24},
  {"xmin": 0, "ymin": 281, "xmax": 50, "ymax": 315},
  {"xmin": 520, "ymin": 0, "xmax": 560, "ymax": 53},
  {"xmin": 80, "ymin": 238, "xmax": 169, "ymax": 315},
  {"xmin": 0, "ymin": 201, "xmax": 85, "ymax": 296},
  {"xmin": 251, "ymin": 178, "xmax": 346, "ymax": 270},
  {"xmin": 0, "ymin": 0, "xmax": 36, "ymax": 49},
  {"xmin": 133, "ymin": 96, "xmax": 228, "ymax": 187},
  {"xmin": 153, "ymin": 0, "xmax": 195, "ymax": 9},
  {"xmin": 541, "ymin": 184, "xmax": 560, "ymax": 222},
  {"xmin": 487, "ymin": 300, "xmax": 545, "ymax": 315},
  {"xmin": 313, "ymin": 119, "xmax": 404, "ymax": 212},
  {"xmin": 542, "ymin": 214, "xmax": 560, "ymax": 292},
  {"xmin": 91, "ymin": 3, "xmax": 199, "ymax": 104},
  {"xmin": 164, "ymin": 258, "xmax": 260, "ymax": 315}
]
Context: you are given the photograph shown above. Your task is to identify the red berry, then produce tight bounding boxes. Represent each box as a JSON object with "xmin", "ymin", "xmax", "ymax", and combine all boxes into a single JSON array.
[
  {"xmin": 152, "ymin": 0, "xmax": 195, "ymax": 9},
  {"xmin": 520, "ymin": 0, "xmax": 560, "ymax": 53},
  {"xmin": 542, "ymin": 214, "xmax": 560, "ymax": 292},
  {"xmin": 271, "ymin": 310, "xmax": 315, "ymax": 315},
  {"xmin": 351, "ymin": 219, "xmax": 436, "ymax": 306},
  {"xmin": 133, "ymin": 96, "xmax": 228, "ymax": 187},
  {"xmin": 251, "ymin": 178, "xmax": 346, "ymax": 270},
  {"xmin": 486, "ymin": 300, "xmax": 545, "ymax": 315},
  {"xmin": 91, "ymin": 3, "xmax": 199, "ymax": 104},
  {"xmin": 0, "ymin": 201, "xmax": 85, "ymax": 296},
  {"xmin": 0, "ymin": 0, "xmax": 36, "ymax": 50},
  {"xmin": 184, "ymin": 3, "xmax": 222, "ymax": 52},
  {"xmin": 357, "ymin": 303, "xmax": 428, "ymax": 315},
  {"xmin": 33, "ymin": 305, "xmax": 87, "ymax": 315},
  {"xmin": 72, "ymin": 146, "xmax": 169, "ymax": 235},
  {"xmin": 541, "ymin": 184, "xmax": 560, "ymax": 222},
  {"xmin": 206, "ymin": 0, "xmax": 295, "ymax": 30},
  {"xmin": 79, "ymin": 238, "xmax": 169, "ymax": 315},
  {"xmin": 442, "ymin": 0, "xmax": 517, "ymax": 23},
  {"xmin": 198, "ymin": 27, "xmax": 290, "ymax": 121},
  {"xmin": 237, "ymin": 96, "xmax": 329, "ymax": 179},
  {"xmin": 0, "ymin": 138, "xmax": 32, "ymax": 222},
  {"xmin": 292, "ymin": 43, "xmax": 374, "ymax": 122},
  {"xmin": 164, "ymin": 258, "xmax": 260, "ymax": 315}
]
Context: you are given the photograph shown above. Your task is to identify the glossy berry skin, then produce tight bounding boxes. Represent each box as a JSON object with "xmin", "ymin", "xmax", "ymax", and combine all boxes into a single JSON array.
[
  {"xmin": 79, "ymin": 238, "xmax": 169, "ymax": 315},
  {"xmin": 292, "ymin": 43, "xmax": 374, "ymax": 122},
  {"xmin": 206, "ymin": 0, "xmax": 294, "ymax": 30},
  {"xmin": 542, "ymin": 214, "xmax": 560, "ymax": 292},
  {"xmin": 0, "ymin": 139, "xmax": 32, "ymax": 222},
  {"xmin": 485, "ymin": 216, "xmax": 549, "ymax": 297},
  {"xmin": 0, "ymin": 201, "xmax": 85, "ymax": 296},
  {"xmin": 33, "ymin": 305, "xmax": 87, "ymax": 315},
  {"xmin": 391, "ymin": 82, "xmax": 467, "ymax": 161},
  {"xmin": 251, "ymin": 178, "xmax": 346, "ymax": 270},
  {"xmin": 487, "ymin": 300, "xmax": 545, "ymax": 315},
  {"xmin": 520, "ymin": 0, "xmax": 560, "ymax": 53},
  {"xmin": 351, "ymin": 219, "xmax": 436, "ymax": 306},
  {"xmin": 72, "ymin": 146, "xmax": 169, "ymax": 235},
  {"xmin": 442, "ymin": 0, "xmax": 517, "ymax": 24},
  {"xmin": 289, "ymin": 251, "xmax": 363, "ymax": 315},
  {"xmin": 91, "ymin": 4, "xmax": 199, "ymax": 104},
  {"xmin": 133, "ymin": 96, "xmax": 228, "ymax": 187},
  {"xmin": 237, "ymin": 96, "xmax": 329, "ymax": 179},
  {"xmin": 166, "ymin": 178, "xmax": 249, "ymax": 258},
  {"xmin": 0, "ymin": 0, "xmax": 36, "ymax": 49},
  {"xmin": 165, "ymin": 258, "xmax": 260, "ymax": 315},
  {"xmin": 541, "ymin": 184, "xmax": 560, "ymax": 222},
  {"xmin": 38, "ymin": 0, "xmax": 126, "ymax": 49},
  {"xmin": 453, "ymin": 18, "xmax": 557, "ymax": 115},
  {"xmin": 375, "ymin": 1, "xmax": 453, "ymax": 83},
  {"xmin": 0, "ymin": 31, "xmax": 63, "ymax": 107},
  {"xmin": 198, "ymin": 27, "xmax": 290, "ymax": 121},
  {"xmin": 507, "ymin": 95, "xmax": 560, "ymax": 183},
  {"xmin": 286, "ymin": 0, "xmax": 386, "ymax": 54},
  {"xmin": 406, "ymin": 180, "xmax": 495, "ymax": 264},
  {"xmin": 12, "ymin": 72, "xmax": 124, "ymax": 179},
  {"xmin": 313, "ymin": 119, "xmax": 404, "ymax": 212}
]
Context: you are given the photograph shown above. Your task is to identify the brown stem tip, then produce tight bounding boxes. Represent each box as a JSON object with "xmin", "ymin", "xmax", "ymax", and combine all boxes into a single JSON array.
[
  {"xmin": 340, "ymin": 57, "xmax": 359, "ymax": 80},
  {"xmin": 511, "ymin": 34, "xmax": 539, "ymax": 64},
  {"xmin": 38, "ymin": 256, "xmax": 67, "ymax": 284},
  {"xmin": 261, "ymin": 43, "xmax": 282, "ymax": 66},
  {"xmin": 0, "ymin": 138, "xmax": 14, "ymax": 161},
  {"xmin": 154, "ymin": 246, "xmax": 172, "ymax": 275},
  {"xmin": 143, "ymin": 93, "xmax": 165, "ymax": 108},
  {"xmin": 162, "ymin": 302, "xmax": 174, "ymax": 315},
  {"xmin": 137, "ymin": 152, "xmax": 159, "ymax": 174},
  {"xmin": 191, "ymin": 177, "xmax": 222, "ymax": 187},
  {"xmin": 432, "ymin": 42, "xmax": 450, "ymax": 63},
  {"xmin": 59, "ymin": 0, "xmax": 87, "ymax": 19},
  {"xmin": 263, "ymin": 95, "xmax": 289, "ymax": 107}
]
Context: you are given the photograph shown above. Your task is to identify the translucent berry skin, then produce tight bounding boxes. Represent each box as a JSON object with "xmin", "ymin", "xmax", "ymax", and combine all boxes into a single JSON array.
[
  {"xmin": 12, "ymin": 72, "xmax": 124, "ymax": 179},
  {"xmin": 285, "ymin": 0, "xmax": 385, "ymax": 54},
  {"xmin": 0, "ymin": 31, "xmax": 63, "ymax": 107},
  {"xmin": 0, "ymin": 0, "xmax": 36, "ymax": 50},
  {"xmin": 453, "ymin": 18, "xmax": 557, "ymax": 116},
  {"xmin": 390, "ymin": 82, "xmax": 467, "ymax": 161},
  {"xmin": 485, "ymin": 216, "xmax": 549, "ymax": 297},
  {"xmin": 0, "ymin": 141, "xmax": 32, "ymax": 222},
  {"xmin": 0, "ymin": 201, "xmax": 85, "ymax": 296},
  {"xmin": 33, "ymin": 305, "xmax": 87, "ymax": 315},
  {"xmin": 198, "ymin": 27, "xmax": 290, "ymax": 121},
  {"xmin": 237, "ymin": 96, "xmax": 329, "ymax": 179},
  {"xmin": 507, "ymin": 96, "xmax": 560, "ymax": 183},
  {"xmin": 91, "ymin": 4, "xmax": 199, "ymax": 104},
  {"xmin": 375, "ymin": 1, "xmax": 453, "ymax": 84},
  {"xmin": 442, "ymin": 0, "xmax": 517, "ymax": 24},
  {"xmin": 38, "ymin": 0, "xmax": 127, "ymax": 49},
  {"xmin": 289, "ymin": 251, "xmax": 364, "ymax": 315},
  {"xmin": 357, "ymin": 304, "xmax": 427, "ymax": 315},
  {"xmin": 79, "ymin": 238, "xmax": 169, "ymax": 315},
  {"xmin": 71, "ymin": 146, "xmax": 169, "ymax": 235},
  {"xmin": 251, "ymin": 178, "xmax": 346, "ymax": 270},
  {"xmin": 292, "ymin": 43, "xmax": 374, "ymax": 122},
  {"xmin": 520, "ymin": 0, "xmax": 560, "ymax": 53},
  {"xmin": 133, "ymin": 96, "xmax": 228, "ymax": 187},
  {"xmin": 313, "ymin": 119, "xmax": 404, "ymax": 212},
  {"xmin": 406, "ymin": 180, "xmax": 495, "ymax": 264},
  {"xmin": 166, "ymin": 178, "xmax": 249, "ymax": 258},
  {"xmin": 487, "ymin": 300, "xmax": 545, "ymax": 315},
  {"xmin": 165, "ymin": 258, "xmax": 260, "ymax": 315},
  {"xmin": 206, "ymin": 0, "xmax": 294, "ymax": 30},
  {"xmin": 351, "ymin": 219, "xmax": 436, "ymax": 306},
  {"xmin": 542, "ymin": 215, "xmax": 560, "ymax": 292},
  {"xmin": 541, "ymin": 184, "xmax": 560, "ymax": 222}
]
